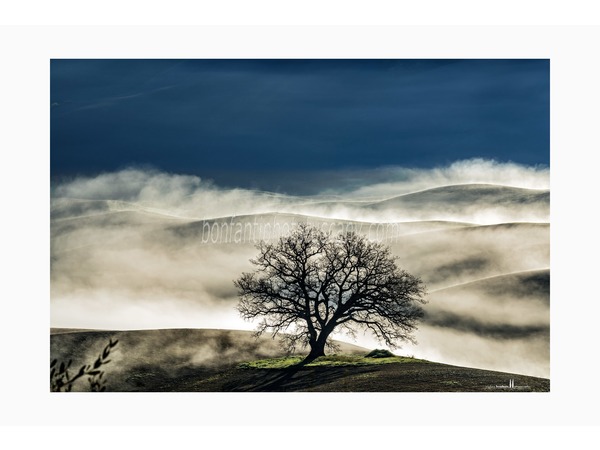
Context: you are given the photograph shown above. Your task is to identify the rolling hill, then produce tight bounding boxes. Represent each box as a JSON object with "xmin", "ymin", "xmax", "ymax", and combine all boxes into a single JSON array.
[{"xmin": 282, "ymin": 183, "xmax": 549, "ymax": 223}]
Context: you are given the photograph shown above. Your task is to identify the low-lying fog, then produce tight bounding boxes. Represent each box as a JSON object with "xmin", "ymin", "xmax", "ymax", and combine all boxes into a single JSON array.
[{"xmin": 51, "ymin": 159, "xmax": 550, "ymax": 377}]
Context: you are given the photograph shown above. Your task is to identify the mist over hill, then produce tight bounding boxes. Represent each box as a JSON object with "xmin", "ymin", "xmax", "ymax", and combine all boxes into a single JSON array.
[
  {"xmin": 294, "ymin": 184, "xmax": 548, "ymax": 224},
  {"xmin": 50, "ymin": 328, "xmax": 369, "ymax": 392},
  {"xmin": 51, "ymin": 162, "xmax": 550, "ymax": 377},
  {"xmin": 415, "ymin": 269, "xmax": 549, "ymax": 377}
]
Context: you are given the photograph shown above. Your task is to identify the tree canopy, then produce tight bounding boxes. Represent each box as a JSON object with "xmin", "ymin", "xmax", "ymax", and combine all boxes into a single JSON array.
[{"xmin": 235, "ymin": 223, "xmax": 427, "ymax": 363}]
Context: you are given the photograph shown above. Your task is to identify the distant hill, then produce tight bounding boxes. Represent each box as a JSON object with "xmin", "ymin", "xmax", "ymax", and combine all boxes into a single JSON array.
[
  {"xmin": 414, "ymin": 269, "xmax": 550, "ymax": 378},
  {"xmin": 366, "ymin": 184, "xmax": 549, "ymax": 210},
  {"xmin": 424, "ymin": 269, "xmax": 550, "ymax": 341},
  {"xmin": 51, "ymin": 183, "xmax": 549, "ymax": 225},
  {"xmin": 280, "ymin": 183, "xmax": 549, "ymax": 223},
  {"xmin": 387, "ymin": 222, "xmax": 549, "ymax": 289},
  {"xmin": 165, "ymin": 212, "xmax": 474, "ymax": 244}
]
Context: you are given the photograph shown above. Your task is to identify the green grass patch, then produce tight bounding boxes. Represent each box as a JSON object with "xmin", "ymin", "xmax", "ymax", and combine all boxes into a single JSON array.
[
  {"xmin": 238, "ymin": 356, "xmax": 306, "ymax": 369},
  {"xmin": 440, "ymin": 380, "xmax": 461, "ymax": 386},
  {"xmin": 238, "ymin": 354, "xmax": 427, "ymax": 369}
]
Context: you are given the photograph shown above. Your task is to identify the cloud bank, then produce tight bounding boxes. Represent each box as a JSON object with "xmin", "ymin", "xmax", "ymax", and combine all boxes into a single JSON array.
[{"xmin": 53, "ymin": 158, "xmax": 549, "ymax": 223}]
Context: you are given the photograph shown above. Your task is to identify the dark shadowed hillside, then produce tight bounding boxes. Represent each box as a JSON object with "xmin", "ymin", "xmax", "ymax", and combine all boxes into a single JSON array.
[
  {"xmin": 50, "ymin": 328, "xmax": 367, "ymax": 391},
  {"xmin": 50, "ymin": 328, "xmax": 549, "ymax": 392}
]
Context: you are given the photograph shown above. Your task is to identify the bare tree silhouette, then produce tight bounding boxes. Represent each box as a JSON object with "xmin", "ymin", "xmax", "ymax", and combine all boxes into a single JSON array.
[{"xmin": 235, "ymin": 224, "xmax": 427, "ymax": 364}]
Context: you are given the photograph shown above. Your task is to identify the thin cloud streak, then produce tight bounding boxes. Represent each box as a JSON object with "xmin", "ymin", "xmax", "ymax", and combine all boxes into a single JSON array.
[{"xmin": 53, "ymin": 85, "xmax": 177, "ymax": 117}]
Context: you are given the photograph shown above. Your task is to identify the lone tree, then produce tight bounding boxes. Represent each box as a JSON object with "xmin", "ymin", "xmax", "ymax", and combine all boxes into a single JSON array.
[{"xmin": 235, "ymin": 223, "xmax": 427, "ymax": 363}]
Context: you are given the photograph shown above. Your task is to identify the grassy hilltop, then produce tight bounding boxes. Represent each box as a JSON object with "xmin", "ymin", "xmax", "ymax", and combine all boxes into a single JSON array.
[{"xmin": 50, "ymin": 328, "xmax": 549, "ymax": 392}]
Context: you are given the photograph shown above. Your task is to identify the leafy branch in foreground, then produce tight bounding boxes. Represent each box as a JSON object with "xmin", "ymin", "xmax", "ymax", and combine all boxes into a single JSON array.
[{"xmin": 50, "ymin": 339, "xmax": 119, "ymax": 392}]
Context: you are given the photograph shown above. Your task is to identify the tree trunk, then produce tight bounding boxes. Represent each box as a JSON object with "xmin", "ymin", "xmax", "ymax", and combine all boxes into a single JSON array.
[
  {"xmin": 303, "ymin": 343, "xmax": 326, "ymax": 364},
  {"xmin": 302, "ymin": 332, "xmax": 330, "ymax": 364}
]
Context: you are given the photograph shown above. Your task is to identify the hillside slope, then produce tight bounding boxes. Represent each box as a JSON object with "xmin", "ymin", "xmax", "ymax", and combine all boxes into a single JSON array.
[
  {"xmin": 50, "ymin": 328, "xmax": 367, "ymax": 392},
  {"xmin": 186, "ymin": 359, "xmax": 550, "ymax": 392},
  {"xmin": 50, "ymin": 328, "xmax": 549, "ymax": 392}
]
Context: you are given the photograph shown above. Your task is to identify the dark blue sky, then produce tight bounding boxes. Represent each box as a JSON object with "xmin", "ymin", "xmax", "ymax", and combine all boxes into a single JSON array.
[{"xmin": 51, "ymin": 59, "xmax": 549, "ymax": 194}]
